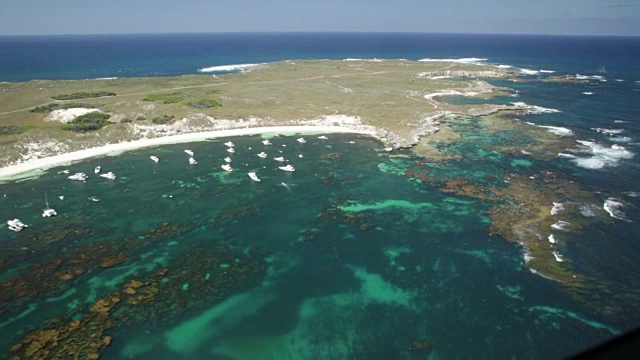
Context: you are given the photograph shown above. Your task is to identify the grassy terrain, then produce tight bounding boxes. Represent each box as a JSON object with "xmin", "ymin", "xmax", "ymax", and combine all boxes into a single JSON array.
[{"xmin": 0, "ymin": 59, "xmax": 512, "ymax": 155}]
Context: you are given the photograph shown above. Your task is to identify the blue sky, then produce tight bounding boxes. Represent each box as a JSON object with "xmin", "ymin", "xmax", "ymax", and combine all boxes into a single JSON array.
[{"xmin": 1, "ymin": 0, "xmax": 639, "ymax": 36}]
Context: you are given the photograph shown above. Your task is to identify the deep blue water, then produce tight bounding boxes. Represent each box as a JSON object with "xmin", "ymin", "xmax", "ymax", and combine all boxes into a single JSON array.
[
  {"xmin": 1, "ymin": 33, "xmax": 640, "ymax": 359},
  {"xmin": 1, "ymin": 32, "xmax": 640, "ymax": 81}
]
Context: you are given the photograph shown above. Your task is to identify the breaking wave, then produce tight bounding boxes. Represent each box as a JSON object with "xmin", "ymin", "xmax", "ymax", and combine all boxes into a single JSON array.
[
  {"xmin": 570, "ymin": 140, "xmax": 634, "ymax": 169},
  {"xmin": 604, "ymin": 198, "xmax": 627, "ymax": 220},
  {"xmin": 418, "ymin": 57, "xmax": 487, "ymax": 65},
  {"xmin": 198, "ymin": 63, "xmax": 262, "ymax": 73},
  {"xmin": 512, "ymin": 102, "xmax": 561, "ymax": 114}
]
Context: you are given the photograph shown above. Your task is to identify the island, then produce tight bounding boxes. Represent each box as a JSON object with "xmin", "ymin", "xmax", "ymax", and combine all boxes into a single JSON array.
[{"xmin": 1, "ymin": 60, "xmax": 629, "ymax": 358}]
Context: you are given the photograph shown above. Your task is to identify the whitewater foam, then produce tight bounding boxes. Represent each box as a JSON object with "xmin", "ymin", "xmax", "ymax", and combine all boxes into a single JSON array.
[
  {"xmin": 550, "ymin": 202, "xmax": 564, "ymax": 216},
  {"xmin": 592, "ymin": 128, "xmax": 624, "ymax": 135},
  {"xmin": 571, "ymin": 140, "xmax": 634, "ymax": 169},
  {"xmin": 548, "ymin": 234, "xmax": 556, "ymax": 244},
  {"xmin": 511, "ymin": 102, "xmax": 561, "ymax": 114},
  {"xmin": 198, "ymin": 63, "xmax": 263, "ymax": 73},
  {"xmin": 538, "ymin": 125, "xmax": 574, "ymax": 137},
  {"xmin": 552, "ymin": 251, "xmax": 565, "ymax": 262},
  {"xmin": 604, "ymin": 198, "xmax": 627, "ymax": 220},
  {"xmin": 418, "ymin": 57, "xmax": 487, "ymax": 64},
  {"xmin": 551, "ymin": 221, "xmax": 571, "ymax": 231}
]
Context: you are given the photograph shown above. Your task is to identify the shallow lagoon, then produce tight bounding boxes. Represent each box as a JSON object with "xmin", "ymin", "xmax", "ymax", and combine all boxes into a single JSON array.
[{"xmin": 1, "ymin": 132, "xmax": 633, "ymax": 359}]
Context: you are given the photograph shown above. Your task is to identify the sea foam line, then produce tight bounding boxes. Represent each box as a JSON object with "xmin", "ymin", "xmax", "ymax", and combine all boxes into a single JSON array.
[
  {"xmin": 570, "ymin": 140, "xmax": 634, "ymax": 170},
  {"xmin": 418, "ymin": 57, "xmax": 488, "ymax": 65},
  {"xmin": 198, "ymin": 63, "xmax": 263, "ymax": 73}
]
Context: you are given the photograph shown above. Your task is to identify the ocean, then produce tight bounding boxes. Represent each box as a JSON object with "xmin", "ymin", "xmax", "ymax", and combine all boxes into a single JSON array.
[{"xmin": 1, "ymin": 33, "xmax": 639, "ymax": 359}]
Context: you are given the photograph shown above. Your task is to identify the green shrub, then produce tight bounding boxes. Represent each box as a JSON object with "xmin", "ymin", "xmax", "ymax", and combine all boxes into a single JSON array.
[
  {"xmin": 0, "ymin": 125, "xmax": 36, "ymax": 135},
  {"xmin": 188, "ymin": 99, "xmax": 221, "ymax": 109},
  {"xmin": 136, "ymin": 115, "xmax": 146, "ymax": 121},
  {"xmin": 62, "ymin": 112, "xmax": 113, "ymax": 132},
  {"xmin": 51, "ymin": 91, "xmax": 116, "ymax": 100},
  {"xmin": 120, "ymin": 118, "xmax": 132, "ymax": 123},
  {"xmin": 151, "ymin": 115, "xmax": 175, "ymax": 124},
  {"xmin": 143, "ymin": 93, "xmax": 183, "ymax": 104},
  {"xmin": 30, "ymin": 104, "xmax": 59, "ymax": 113}
]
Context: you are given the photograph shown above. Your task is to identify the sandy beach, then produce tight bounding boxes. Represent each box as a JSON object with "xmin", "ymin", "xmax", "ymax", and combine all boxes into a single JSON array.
[{"xmin": 0, "ymin": 125, "xmax": 376, "ymax": 181}]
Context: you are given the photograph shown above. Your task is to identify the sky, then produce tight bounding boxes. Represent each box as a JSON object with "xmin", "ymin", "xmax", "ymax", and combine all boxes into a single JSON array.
[{"xmin": 1, "ymin": 0, "xmax": 639, "ymax": 36}]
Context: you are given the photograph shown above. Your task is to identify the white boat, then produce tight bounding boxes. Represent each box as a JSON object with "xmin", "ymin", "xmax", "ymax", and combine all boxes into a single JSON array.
[
  {"xmin": 262, "ymin": 139, "xmax": 272, "ymax": 145},
  {"xmin": 7, "ymin": 219, "xmax": 28, "ymax": 232},
  {"xmin": 273, "ymin": 156, "xmax": 285, "ymax": 162},
  {"xmin": 189, "ymin": 157, "xmax": 198, "ymax": 165},
  {"xmin": 61, "ymin": 169, "xmax": 70, "ymax": 174},
  {"xmin": 224, "ymin": 157, "xmax": 232, "ymax": 163},
  {"xmin": 89, "ymin": 197, "xmax": 100, "ymax": 202},
  {"xmin": 221, "ymin": 164, "xmax": 233, "ymax": 172},
  {"xmin": 257, "ymin": 152, "xmax": 267, "ymax": 158},
  {"xmin": 100, "ymin": 172, "xmax": 117, "ymax": 180},
  {"xmin": 227, "ymin": 148, "xmax": 235, "ymax": 153},
  {"xmin": 58, "ymin": 195, "xmax": 64, "ymax": 200},
  {"xmin": 278, "ymin": 164, "xmax": 295, "ymax": 172},
  {"xmin": 224, "ymin": 141, "xmax": 235, "ymax": 147},
  {"xmin": 42, "ymin": 194, "xmax": 57, "ymax": 218},
  {"xmin": 150, "ymin": 156, "xmax": 159, "ymax": 163},
  {"xmin": 248, "ymin": 172, "xmax": 261, "ymax": 182},
  {"xmin": 298, "ymin": 154, "xmax": 304, "ymax": 158},
  {"xmin": 94, "ymin": 166, "xmax": 101, "ymax": 174},
  {"xmin": 318, "ymin": 135, "xmax": 328, "ymax": 139},
  {"xmin": 297, "ymin": 137, "xmax": 306, "ymax": 143},
  {"xmin": 68, "ymin": 173, "xmax": 88, "ymax": 181},
  {"xmin": 184, "ymin": 149, "xmax": 194, "ymax": 156}
]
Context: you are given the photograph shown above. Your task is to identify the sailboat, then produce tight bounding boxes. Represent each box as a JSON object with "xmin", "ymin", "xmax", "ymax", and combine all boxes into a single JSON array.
[{"xmin": 42, "ymin": 194, "xmax": 57, "ymax": 217}]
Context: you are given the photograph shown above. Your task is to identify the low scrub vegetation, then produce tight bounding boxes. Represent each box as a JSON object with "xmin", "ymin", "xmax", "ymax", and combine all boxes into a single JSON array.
[
  {"xmin": 151, "ymin": 115, "xmax": 175, "ymax": 124},
  {"xmin": 188, "ymin": 99, "xmax": 221, "ymax": 108},
  {"xmin": 0, "ymin": 125, "xmax": 36, "ymax": 135},
  {"xmin": 51, "ymin": 91, "xmax": 116, "ymax": 100},
  {"xmin": 61, "ymin": 112, "xmax": 113, "ymax": 132},
  {"xmin": 143, "ymin": 93, "xmax": 183, "ymax": 104}
]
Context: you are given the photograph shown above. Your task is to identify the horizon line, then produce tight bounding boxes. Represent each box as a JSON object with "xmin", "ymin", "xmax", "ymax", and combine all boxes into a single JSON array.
[{"xmin": 1, "ymin": 30, "xmax": 639, "ymax": 39}]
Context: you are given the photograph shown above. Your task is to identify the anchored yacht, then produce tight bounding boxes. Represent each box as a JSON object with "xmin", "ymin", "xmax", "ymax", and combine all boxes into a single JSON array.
[
  {"xmin": 150, "ymin": 156, "xmax": 159, "ymax": 163},
  {"xmin": 185, "ymin": 149, "xmax": 194, "ymax": 156},
  {"xmin": 224, "ymin": 141, "xmax": 235, "ymax": 147},
  {"xmin": 7, "ymin": 219, "xmax": 28, "ymax": 232},
  {"xmin": 278, "ymin": 164, "xmax": 295, "ymax": 172},
  {"xmin": 42, "ymin": 194, "xmax": 57, "ymax": 218},
  {"xmin": 189, "ymin": 157, "xmax": 198, "ymax": 165},
  {"xmin": 257, "ymin": 152, "xmax": 267, "ymax": 158},
  {"xmin": 221, "ymin": 164, "xmax": 233, "ymax": 172},
  {"xmin": 248, "ymin": 172, "xmax": 261, "ymax": 181},
  {"xmin": 100, "ymin": 172, "xmax": 117, "ymax": 180},
  {"xmin": 68, "ymin": 173, "xmax": 88, "ymax": 181},
  {"xmin": 273, "ymin": 156, "xmax": 285, "ymax": 162},
  {"xmin": 94, "ymin": 166, "xmax": 101, "ymax": 173}
]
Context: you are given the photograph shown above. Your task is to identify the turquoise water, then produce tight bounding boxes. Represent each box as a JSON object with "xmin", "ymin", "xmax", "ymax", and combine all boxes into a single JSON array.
[{"xmin": 0, "ymin": 133, "xmax": 628, "ymax": 359}]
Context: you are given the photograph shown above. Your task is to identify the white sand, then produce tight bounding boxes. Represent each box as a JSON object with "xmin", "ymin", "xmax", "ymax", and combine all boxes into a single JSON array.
[
  {"xmin": 45, "ymin": 108, "xmax": 100, "ymax": 123},
  {"xmin": 0, "ymin": 126, "xmax": 376, "ymax": 180}
]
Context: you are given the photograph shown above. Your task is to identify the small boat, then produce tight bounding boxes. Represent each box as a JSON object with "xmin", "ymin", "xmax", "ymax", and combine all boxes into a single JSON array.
[
  {"xmin": 89, "ymin": 197, "xmax": 100, "ymax": 202},
  {"xmin": 58, "ymin": 195, "xmax": 64, "ymax": 200},
  {"xmin": 273, "ymin": 156, "xmax": 285, "ymax": 162},
  {"xmin": 61, "ymin": 170, "xmax": 70, "ymax": 174},
  {"xmin": 278, "ymin": 164, "xmax": 295, "ymax": 172},
  {"xmin": 248, "ymin": 172, "xmax": 261, "ymax": 182},
  {"xmin": 224, "ymin": 157, "xmax": 232, "ymax": 163},
  {"xmin": 221, "ymin": 164, "xmax": 233, "ymax": 172},
  {"xmin": 318, "ymin": 135, "xmax": 328, "ymax": 139},
  {"xmin": 189, "ymin": 157, "xmax": 198, "ymax": 165},
  {"xmin": 184, "ymin": 150, "xmax": 194, "ymax": 156},
  {"xmin": 298, "ymin": 154, "xmax": 304, "ymax": 158},
  {"xmin": 227, "ymin": 148, "xmax": 235, "ymax": 153},
  {"xmin": 297, "ymin": 137, "xmax": 306, "ymax": 143},
  {"xmin": 94, "ymin": 166, "xmax": 101, "ymax": 174},
  {"xmin": 262, "ymin": 140, "xmax": 272, "ymax": 145},
  {"xmin": 150, "ymin": 156, "xmax": 159, "ymax": 163},
  {"xmin": 68, "ymin": 173, "xmax": 88, "ymax": 181},
  {"xmin": 42, "ymin": 194, "xmax": 57, "ymax": 218},
  {"xmin": 7, "ymin": 218, "xmax": 28, "ymax": 232},
  {"xmin": 257, "ymin": 152, "xmax": 267, "ymax": 158},
  {"xmin": 100, "ymin": 172, "xmax": 117, "ymax": 180},
  {"xmin": 224, "ymin": 141, "xmax": 235, "ymax": 147}
]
